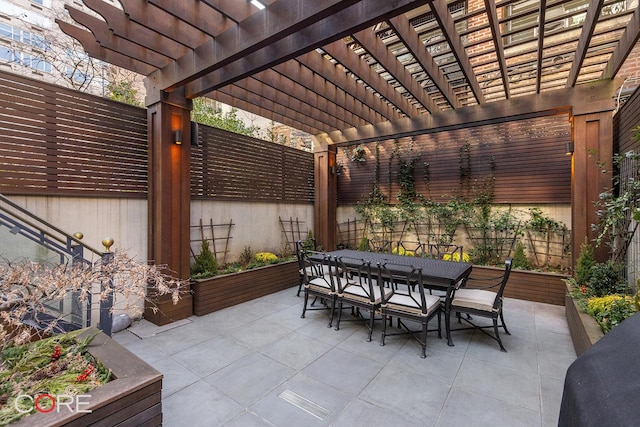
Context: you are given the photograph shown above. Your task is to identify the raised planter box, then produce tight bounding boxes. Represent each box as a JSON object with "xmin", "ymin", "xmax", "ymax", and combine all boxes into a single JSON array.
[
  {"xmin": 192, "ymin": 260, "xmax": 299, "ymax": 316},
  {"xmin": 564, "ymin": 283, "xmax": 604, "ymax": 356},
  {"xmin": 471, "ymin": 265, "xmax": 568, "ymax": 306},
  {"xmin": 13, "ymin": 327, "xmax": 163, "ymax": 426}
]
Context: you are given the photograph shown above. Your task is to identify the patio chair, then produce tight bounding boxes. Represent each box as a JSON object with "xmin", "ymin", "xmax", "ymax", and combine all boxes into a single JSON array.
[
  {"xmin": 333, "ymin": 256, "xmax": 391, "ymax": 341},
  {"xmin": 427, "ymin": 243, "xmax": 464, "ymax": 262},
  {"xmin": 300, "ymin": 252, "xmax": 338, "ymax": 327},
  {"xmin": 378, "ymin": 262, "xmax": 442, "ymax": 358},
  {"xmin": 295, "ymin": 239, "xmax": 317, "ymax": 296},
  {"xmin": 394, "ymin": 241, "xmax": 426, "ymax": 257},
  {"xmin": 447, "ymin": 258, "xmax": 513, "ymax": 352}
]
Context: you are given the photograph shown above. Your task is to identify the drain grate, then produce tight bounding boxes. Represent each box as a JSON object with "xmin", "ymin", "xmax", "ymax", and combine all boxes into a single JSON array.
[{"xmin": 278, "ymin": 389, "xmax": 331, "ymax": 420}]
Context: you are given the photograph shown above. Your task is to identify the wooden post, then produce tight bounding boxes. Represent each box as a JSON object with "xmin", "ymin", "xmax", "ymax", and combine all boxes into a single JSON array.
[
  {"xmin": 145, "ymin": 89, "xmax": 193, "ymax": 325},
  {"xmin": 571, "ymin": 111, "xmax": 614, "ymax": 264},
  {"xmin": 313, "ymin": 134, "xmax": 337, "ymax": 251}
]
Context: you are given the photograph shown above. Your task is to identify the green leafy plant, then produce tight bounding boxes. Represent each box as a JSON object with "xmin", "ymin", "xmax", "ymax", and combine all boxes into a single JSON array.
[
  {"xmin": 574, "ymin": 240, "xmax": 596, "ymax": 286},
  {"xmin": 587, "ymin": 261, "xmax": 629, "ymax": 297},
  {"xmin": 511, "ymin": 242, "xmax": 532, "ymax": 270},
  {"xmin": 0, "ymin": 331, "xmax": 111, "ymax": 425},
  {"xmin": 190, "ymin": 240, "xmax": 219, "ymax": 278},
  {"xmin": 587, "ymin": 294, "xmax": 639, "ymax": 333}
]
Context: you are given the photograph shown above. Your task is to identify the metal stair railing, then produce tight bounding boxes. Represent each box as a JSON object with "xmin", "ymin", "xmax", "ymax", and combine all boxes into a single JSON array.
[{"xmin": 0, "ymin": 193, "xmax": 115, "ymax": 335}]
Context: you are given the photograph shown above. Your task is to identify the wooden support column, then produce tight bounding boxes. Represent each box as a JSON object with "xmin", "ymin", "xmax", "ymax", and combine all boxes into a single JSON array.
[
  {"xmin": 571, "ymin": 111, "xmax": 614, "ymax": 264},
  {"xmin": 145, "ymin": 89, "xmax": 193, "ymax": 325},
  {"xmin": 313, "ymin": 134, "xmax": 338, "ymax": 251}
]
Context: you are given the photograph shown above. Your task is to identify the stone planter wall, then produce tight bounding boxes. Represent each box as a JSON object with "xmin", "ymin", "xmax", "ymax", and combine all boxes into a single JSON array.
[
  {"xmin": 13, "ymin": 327, "xmax": 163, "ymax": 426},
  {"xmin": 192, "ymin": 260, "xmax": 299, "ymax": 316},
  {"xmin": 564, "ymin": 284, "xmax": 604, "ymax": 356}
]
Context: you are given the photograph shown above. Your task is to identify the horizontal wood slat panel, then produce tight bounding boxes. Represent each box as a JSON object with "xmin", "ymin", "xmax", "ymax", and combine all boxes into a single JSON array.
[
  {"xmin": 337, "ymin": 114, "xmax": 573, "ymax": 205},
  {"xmin": 614, "ymin": 85, "xmax": 640, "ymax": 154}
]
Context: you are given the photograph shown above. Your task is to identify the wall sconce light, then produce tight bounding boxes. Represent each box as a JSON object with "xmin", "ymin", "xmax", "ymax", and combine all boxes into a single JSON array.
[
  {"xmin": 173, "ymin": 130, "xmax": 183, "ymax": 145},
  {"xmin": 564, "ymin": 142, "xmax": 574, "ymax": 156}
]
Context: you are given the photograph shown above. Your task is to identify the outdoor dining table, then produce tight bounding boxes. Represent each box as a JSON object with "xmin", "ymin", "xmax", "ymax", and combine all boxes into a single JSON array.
[{"xmin": 319, "ymin": 249, "xmax": 473, "ymax": 346}]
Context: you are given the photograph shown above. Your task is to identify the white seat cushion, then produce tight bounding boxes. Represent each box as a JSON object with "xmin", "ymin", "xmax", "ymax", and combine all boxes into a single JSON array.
[
  {"xmin": 384, "ymin": 293, "xmax": 440, "ymax": 316},
  {"xmin": 452, "ymin": 289, "xmax": 498, "ymax": 312},
  {"xmin": 342, "ymin": 281, "xmax": 391, "ymax": 304}
]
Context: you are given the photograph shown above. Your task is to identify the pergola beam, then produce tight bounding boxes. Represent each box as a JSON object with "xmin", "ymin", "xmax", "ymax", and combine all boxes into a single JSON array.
[
  {"xmin": 150, "ymin": 0, "xmax": 363, "ymax": 91},
  {"xmin": 118, "ymin": 0, "xmax": 214, "ymax": 48},
  {"xmin": 352, "ymin": 28, "xmax": 438, "ymax": 113},
  {"xmin": 296, "ymin": 51, "xmax": 402, "ymax": 122},
  {"xmin": 429, "ymin": 0, "xmax": 485, "ymax": 105},
  {"xmin": 566, "ymin": 0, "xmax": 604, "ymax": 87},
  {"xmin": 323, "ymin": 79, "xmax": 618, "ymax": 145},
  {"xmin": 484, "ymin": 0, "xmax": 510, "ymax": 99},
  {"xmin": 600, "ymin": 5, "xmax": 640, "ymax": 79},
  {"xmin": 182, "ymin": 0, "xmax": 430, "ymax": 99},
  {"xmin": 144, "ymin": 0, "xmax": 232, "ymax": 38},
  {"xmin": 388, "ymin": 14, "xmax": 460, "ymax": 109},
  {"xmin": 322, "ymin": 40, "xmax": 421, "ymax": 117},
  {"xmin": 55, "ymin": 20, "xmax": 155, "ymax": 76}
]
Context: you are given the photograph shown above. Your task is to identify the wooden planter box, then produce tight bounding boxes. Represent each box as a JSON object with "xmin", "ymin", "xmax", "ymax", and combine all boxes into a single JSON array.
[
  {"xmin": 192, "ymin": 260, "xmax": 299, "ymax": 316},
  {"xmin": 471, "ymin": 265, "xmax": 568, "ymax": 306},
  {"xmin": 13, "ymin": 327, "xmax": 163, "ymax": 426},
  {"xmin": 564, "ymin": 283, "xmax": 604, "ymax": 356}
]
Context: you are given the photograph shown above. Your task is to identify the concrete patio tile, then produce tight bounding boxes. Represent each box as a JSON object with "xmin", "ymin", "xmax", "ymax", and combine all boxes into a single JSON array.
[
  {"xmin": 205, "ymin": 352, "xmax": 296, "ymax": 406},
  {"xmin": 538, "ymin": 349, "xmax": 576, "ymax": 380},
  {"xmin": 541, "ymin": 375, "xmax": 565, "ymax": 427},
  {"xmin": 465, "ymin": 331, "xmax": 539, "ymax": 373},
  {"xmin": 452, "ymin": 357, "xmax": 540, "ymax": 411},
  {"xmin": 387, "ymin": 343, "xmax": 464, "ymax": 385},
  {"xmin": 437, "ymin": 387, "xmax": 541, "ymax": 427},
  {"xmin": 336, "ymin": 322, "xmax": 407, "ymax": 364},
  {"xmin": 111, "ymin": 329, "xmax": 139, "ymax": 345},
  {"xmin": 118, "ymin": 337, "xmax": 168, "ymax": 364},
  {"xmin": 536, "ymin": 329, "xmax": 576, "ymax": 357},
  {"xmin": 250, "ymin": 373, "xmax": 353, "ymax": 426},
  {"xmin": 303, "ymin": 347, "xmax": 384, "ymax": 396},
  {"xmin": 127, "ymin": 317, "xmax": 192, "ymax": 339},
  {"xmin": 222, "ymin": 411, "xmax": 274, "ymax": 426},
  {"xmin": 332, "ymin": 398, "xmax": 423, "ymax": 427},
  {"xmin": 189, "ymin": 305, "xmax": 262, "ymax": 332},
  {"xmin": 235, "ymin": 298, "xmax": 297, "ymax": 319},
  {"xmin": 262, "ymin": 303, "xmax": 312, "ymax": 331},
  {"xmin": 260, "ymin": 331, "xmax": 332, "ymax": 370},
  {"xmin": 172, "ymin": 334, "xmax": 253, "ymax": 377},
  {"xmin": 296, "ymin": 312, "xmax": 362, "ymax": 346},
  {"xmin": 148, "ymin": 357, "xmax": 200, "ymax": 398},
  {"xmin": 360, "ymin": 365, "xmax": 450, "ymax": 426},
  {"xmin": 163, "ymin": 380, "xmax": 244, "ymax": 427},
  {"xmin": 223, "ymin": 317, "xmax": 294, "ymax": 350},
  {"xmin": 536, "ymin": 309, "xmax": 571, "ymax": 336},
  {"xmin": 143, "ymin": 320, "xmax": 222, "ymax": 355}
]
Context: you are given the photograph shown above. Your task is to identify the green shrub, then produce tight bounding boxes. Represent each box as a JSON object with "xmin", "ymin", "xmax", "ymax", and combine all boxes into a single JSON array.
[
  {"xmin": 587, "ymin": 261, "xmax": 628, "ymax": 297},
  {"xmin": 575, "ymin": 240, "xmax": 596, "ymax": 285},
  {"xmin": 191, "ymin": 240, "xmax": 218, "ymax": 277},
  {"xmin": 511, "ymin": 242, "xmax": 531, "ymax": 270}
]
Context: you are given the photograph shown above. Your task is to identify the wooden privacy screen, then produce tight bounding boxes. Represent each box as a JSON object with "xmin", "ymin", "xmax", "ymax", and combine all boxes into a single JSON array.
[
  {"xmin": 337, "ymin": 114, "xmax": 573, "ymax": 205},
  {"xmin": 0, "ymin": 70, "xmax": 314, "ymax": 203},
  {"xmin": 191, "ymin": 125, "xmax": 314, "ymax": 202},
  {"xmin": 0, "ymin": 71, "xmax": 148, "ymax": 197},
  {"xmin": 614, "ymin": 85, "xmax": 640, "ymax": 154}
]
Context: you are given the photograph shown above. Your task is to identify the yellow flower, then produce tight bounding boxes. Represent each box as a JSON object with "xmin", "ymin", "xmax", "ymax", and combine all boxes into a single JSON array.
[
  {"xmin": 391, "ymin": 247, "xmax": 414, "ymax": 257},
  {"xmin": 255, "ymin": 252, "xmax": 278, "ymax": 263},
  {"xmin": 442, "ymin": 252, "xmax": 470, "ymax": 263}
]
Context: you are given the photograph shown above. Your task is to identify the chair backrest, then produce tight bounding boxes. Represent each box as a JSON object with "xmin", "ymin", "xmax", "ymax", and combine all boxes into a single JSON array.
[
  {"xmin": 394, "ymin": 241, "xmax": 426, "ymax": 257},
  {"xmin": 368, "ymin": 238, "xmax": 392, "ymax": 254},
  {"xmin": 462, "ymin": 257, "xmax": 513, "ymax": 309},
  {"xmin": 332, "ymin": 256, "xmax": 376, "ymax": 301},
  {"xmin": 427, "ymin": 243, "xmax": 464, "ymax": 262},
  {"xmin": 377, "ymin": 262, "xmax": 431, "ymax": 314},
  {"xmin": 302, "ymin": 251, "xmax": 334, "ymax": 290}
]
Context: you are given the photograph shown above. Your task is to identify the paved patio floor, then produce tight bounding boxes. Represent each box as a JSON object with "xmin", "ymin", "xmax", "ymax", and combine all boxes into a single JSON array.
[{"xmin": 113, "ymin": 286, "xmax": 576, "ymax": 427}]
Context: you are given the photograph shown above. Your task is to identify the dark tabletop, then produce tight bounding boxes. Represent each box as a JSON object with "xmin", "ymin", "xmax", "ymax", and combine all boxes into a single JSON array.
[{"xmin": 323, "ymin": 249, "xmax": 472, "ymax": 287}]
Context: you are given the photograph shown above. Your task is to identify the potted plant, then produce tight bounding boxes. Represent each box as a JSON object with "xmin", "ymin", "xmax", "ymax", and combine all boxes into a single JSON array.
[{"xmin": 0, "ymin": 250, "xmax": 189, "ymax": 425}]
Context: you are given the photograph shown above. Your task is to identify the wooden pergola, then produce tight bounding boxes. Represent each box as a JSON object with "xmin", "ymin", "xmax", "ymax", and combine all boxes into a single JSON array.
[{"xmin": 57, "ymin": 0, "xmax": 640, "ymax": 321}]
